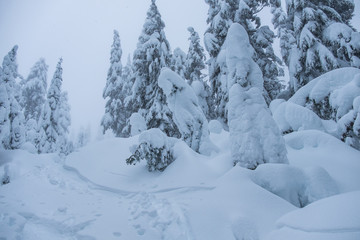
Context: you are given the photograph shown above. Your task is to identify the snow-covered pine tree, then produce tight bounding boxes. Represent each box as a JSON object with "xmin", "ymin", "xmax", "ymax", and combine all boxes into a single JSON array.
[
  {"xmin": 274, "ymin": 0, "xmax": 356, "ymax": 94},
  {"xmin": 204, "ymin": 0, "xmax": 237, "ymax": 124},
  {"xmin": 234, "ymin": 0, "xmax": 284, "ymax": 104},
  {"xmin": 185, "ymin": 27, "xmax": 206, "ymax": 85},
  {"xmin": 101, "ymin": 30, "xmax": 128, "ymax": 137},
  {"xmin": 0, "ymin": 45, "xmax": 25, "ymax": 149},
  {"xmin": 76, "ymin": 125, "xmax": 91, "ymax": 148},
  {"xmin": 225, "ymin": 23, "xmax": 288, "ymax": 169},
  {"xmin": 21, "ymin": 58, "xmax": 48, "ymax": 145},
  {"xmin": 0, "ymin": 77, "xmax": 10, "ymax": 149},
  {"xmin": 57, "ymin": 92, "xmax": 72, "ymax": 155},
  {"xmin": 170, "ymin": 47, "xmax": 186, "ymax": 79},
  {"xmin": 38, "ymin": 58, "xmax": 71, "ymax": 154},
  {"xmin": 185, "ymin": 27, "xmax": 213, "ymax": 119},
  {"xmin": 120, "ymin": 55, "xmax": 135, "ymax": 137},
  {"xmin": 127, "ymin": 0, "xmax": 180, "ymax": 138}
]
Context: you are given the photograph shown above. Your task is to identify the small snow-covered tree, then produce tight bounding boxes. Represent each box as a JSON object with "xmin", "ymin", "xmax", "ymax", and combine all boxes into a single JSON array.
[
  {"xmin": 158, "ymin": 68, "xmax": 216, "ymax": 155},
  {"xmin": 126, "ymin": 128, "xmax": 178, "ymax": 172},
  {"xmin": 128, "ymin": 0, "xmax": 180, "ymax": 138},
  {"xmin": 170, "ymin": 47, "xmax": 186, "ymax": 79},
  {"xmin": 225, "ymin": 23, "xmax": 288, "ymax": 169},
  {"xmin": 76, "ymin": 125, "xmax": 91, "ymax": 148},
  {"xmin": 38, "ymin": 58, "xmax": 71, "ymax": 154},
  {"xmin": 0, "ymin": 45, "xmax": 25, "ymax": 149},
  {"xmin": 101, "ymin": 30, "xmax": 128, "ymax": 137}
]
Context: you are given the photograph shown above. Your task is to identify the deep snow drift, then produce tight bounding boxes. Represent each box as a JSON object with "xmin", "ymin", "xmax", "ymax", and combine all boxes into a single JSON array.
[{"xmin": 1, "ymin": 129, "xmax": 360, "ymax": 239}]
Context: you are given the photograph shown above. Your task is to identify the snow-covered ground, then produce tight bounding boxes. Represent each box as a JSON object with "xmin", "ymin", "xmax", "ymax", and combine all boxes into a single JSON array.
[{"xmin": 1, "ymin": 129, "xmax": 360, "ymax": 239}]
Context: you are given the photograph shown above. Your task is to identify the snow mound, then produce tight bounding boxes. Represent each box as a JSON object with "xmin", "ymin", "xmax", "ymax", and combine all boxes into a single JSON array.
[
  {"xmin": 285, "ymin": 130, "xmax": 360, "ymax": 192},
  {"xmin": 252, "ymin": 164, "xmax": 338, "ymax": 207},
  {"xmin": 129, "ymin": 112, "xmax": 146, "ymax": 136},
  {"xmin": 208, "ymin": 120, "xmax": 223, "ymax": 134},
  {"xmin": 266, "ymin": 191, "xmax": 360, "ymax": 240}
]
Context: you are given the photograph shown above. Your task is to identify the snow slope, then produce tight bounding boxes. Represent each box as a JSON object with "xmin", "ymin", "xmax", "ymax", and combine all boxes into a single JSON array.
[{"xmin": 1, "ymin": 129, "xmax": 360, "ymax": 239}]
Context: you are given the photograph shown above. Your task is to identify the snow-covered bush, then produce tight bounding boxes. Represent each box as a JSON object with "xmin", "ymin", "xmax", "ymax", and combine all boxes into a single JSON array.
[
  {"xmin": 225, "ymin": 23, "xmax": 288, "ymax": 169},
  {"xmin": 126, "ymin": 128, "xmax": 178, "ymax": 172},
  {"xmin": 158, "ymin": 68, "xmax": 216, "ymax": 155},
  {"xmin": 252, "ymin": 164, "xmax": 339, "ymax": 207}
]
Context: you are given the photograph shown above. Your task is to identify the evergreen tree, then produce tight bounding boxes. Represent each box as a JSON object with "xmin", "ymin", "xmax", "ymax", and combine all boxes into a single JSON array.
[
  {"xmin": 21, "ymin": 58, "xmax": 48, "ymax": 145},
  {"xmin": 128, "ymin": 0, "xmax": 180, "ymax": 138},
  {"xmin": 273, "ymin": 0, "xmax": 356, "ymax": 94},
  {"xmin": 185, "ymin": 27, "xmax": 207, "ymax": 85},
  {"xmin": 38, "ymin": 58, "xmax": 71, "ymax": 154},
  {"xmin": 101, "ymin": 30, "xmax": 128, "ymax": 137},
  {"xmin": 185, "ymin": 27, "xmax": 213, "ymax": 119},
  {"xmin": 170, "ymin": 47, "xmax": 186, "ymax": 79},
  {"xmin": 204, "ymin": 0, "xmax": 283, "ymax": 122},
  {"xmin": 225, "ymin": 23, "xmax": 288, "ymax": 169},
  {"xmin": 0, "ymin": 45, "xmax": 25, "ymax": 149},
  {"xmin": 120, "ymin": 55, "xmax": 135, "ymax": 137}
]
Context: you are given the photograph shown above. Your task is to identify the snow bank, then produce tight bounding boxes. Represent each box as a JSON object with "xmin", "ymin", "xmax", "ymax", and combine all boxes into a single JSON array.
[
  {"xmin": 252, "ymin": 164, "xmax": 338, "ymax": 207},
  {"xmin": 266, "ymin": 191, "xmax": 360, "ymax": 240}
]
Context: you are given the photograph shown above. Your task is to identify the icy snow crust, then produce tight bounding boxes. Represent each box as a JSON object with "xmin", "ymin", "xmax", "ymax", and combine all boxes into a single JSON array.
[{"xmin": 1, "ymin": 129, "xmax": 360, "ymax": 239}]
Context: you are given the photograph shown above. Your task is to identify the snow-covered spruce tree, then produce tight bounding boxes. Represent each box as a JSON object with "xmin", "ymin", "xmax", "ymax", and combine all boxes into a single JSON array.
[
  {"xmin": 0, "ymin": 79, "xmax": 10, "ymax": 149},
  {"xmin": 56, "ymin": 92, "xmax": 72, "ymax": 155},
  {"xmin": 205, "ymin": 0, "xmax": 283, "ymax": 123},
  {"xmin": 234, "ymin": 0, "xmax": 284, "ymax": 104},
  {"xmin": 76, "ymin": 125, "xmax": 91, "ymax": 148},
  {"xmin": 158, "ymin": 68, "xmax": 216, "ymax": 155},
  {"xmin": 119, "ymin": 55, "xmax": 134, "ymax": 137},
  {"xmin": 274, "ymin": 0, "xmax": 356, "ymax": 94},
  {"xmin": 185, "ymin": 27, "xmax": 213, "ymax": 119},
  {"xmin": 21, "ymin": 58, "xmax": 48, "ymax": 145},
  {"xmin": 101, "ymin": 30, "xmax": 128, "ymax": 137},
  {"xmin": 204, "ymin": 0, "xmax": 237, "ymax": 124},
  {"xmin": 170, "ymin": 47, "xmax": 186, "ymax": 79},
  {"xmin": 38, "ymin": 58, "xmax": 71, "ymax": 154},
  {"xmin": 225, "ymin": 23, "xmax": 288, "ymax": 169},
  {"xmin": 0, "ymin": 45, "xmax": 25, "ymax": 149},
  {"xmin": 127, "ymin": 0, "xmax": 180, "ymax": 138}
]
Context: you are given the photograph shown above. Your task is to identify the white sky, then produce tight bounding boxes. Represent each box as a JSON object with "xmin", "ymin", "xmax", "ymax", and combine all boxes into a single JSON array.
[{"xmin": 0, "ymin": 0, "xmax": 359, "ymax": 138}]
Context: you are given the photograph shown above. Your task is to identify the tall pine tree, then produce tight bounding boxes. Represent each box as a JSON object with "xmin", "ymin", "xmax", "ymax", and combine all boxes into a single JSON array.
[
  {"xmin": 101, "ymin": 30, "xmax": 129, "ymax": 137},
  {"xmin": 0, "ymin": 45, "xmax": 25, "ymax": 149},
  {"xmin": 127, "ymin": 0, "xmax": 180, "ymax": 137},
  {"xmin": 38, "ymin": 58, "xmax": 71, "ymax": 153}
]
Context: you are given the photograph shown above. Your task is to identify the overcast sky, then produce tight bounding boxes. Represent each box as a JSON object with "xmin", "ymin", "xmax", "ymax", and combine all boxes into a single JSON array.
[{"xmin": 0, "ymin": 0, "xmax": 359, "ymax": 138}]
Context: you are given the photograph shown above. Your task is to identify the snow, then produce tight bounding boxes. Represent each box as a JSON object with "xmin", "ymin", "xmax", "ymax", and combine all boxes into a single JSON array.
[
  {"xmin": 272, "ymin": 101, "xmax": 325, "ymax": 133},
  {"xmin": 266, "ymin": 191, "xmax": 360, "ymax": 240},
  {"xmin": 290, "ymin": 67, "xmax": 360, "ymax": 106},
  {"xmin": 129, "ymin": 112, "xmax": 146, "ymax": 136},
  {"xmin": 1, "ymin": 126, "xmax": 360, "ymax": 239}
]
